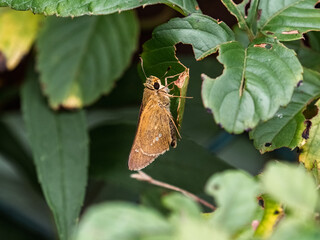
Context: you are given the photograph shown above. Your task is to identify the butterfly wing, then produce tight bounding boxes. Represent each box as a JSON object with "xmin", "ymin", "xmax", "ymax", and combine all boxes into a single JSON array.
[{"xmin": 128, "ymin": 97, "xmax": 174, "ymax": 170}]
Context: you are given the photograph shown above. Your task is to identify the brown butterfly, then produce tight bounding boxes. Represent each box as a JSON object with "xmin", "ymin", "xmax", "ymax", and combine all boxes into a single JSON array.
[{"xmin": 128, "ymin": 75, "xmax": 180, "ymax": 171}]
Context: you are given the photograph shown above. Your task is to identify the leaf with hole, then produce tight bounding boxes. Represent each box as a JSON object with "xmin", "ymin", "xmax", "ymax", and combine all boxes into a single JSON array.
[{"xmin": 202, "ymin": 38, "xmax": 303, "ymax": 133}]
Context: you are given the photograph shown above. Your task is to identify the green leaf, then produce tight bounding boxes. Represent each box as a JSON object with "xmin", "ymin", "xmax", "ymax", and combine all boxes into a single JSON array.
[
  {"xmin": 162, "ymin": 193, "xmax": 201, "ymax": 218},
  {"xmin": 261, "ymin": 162, "xmax": 318, "ymax": 218},
  {"xmin": 37, "ymin": 12, "xmax": 139, "ymax": 109},
  {"xmin": 205, "ymin": 170, "xmax": 259, "ymax": 234},
  {"xmin": 21, "ymin": 68, "xmax": 89, "ymax": 240},
  {"xmin": 202, "ymin": 38, "xmax": 303, "ymax": 133},
  {"xmin": 299, "ymin": 99, "xmax": 320, "ymax": 170},
  {"xmin": 220, "ymin": 0, "xmax": 259, "ymax": 38},
  {"xmin": 250, "ymin": 68, "xmax": 320, "ymax": 153},
  {"xmin": 141, "ymin": 13, "xmax": 234, "ymax": 127},
  {"xmin": 0, "ymin": 8, "xmax": 43, "ymax": 71},
  {"xmin": 270, "ymin": 219, "xmax": 320, "ymax": 240},
  {"xmin": 74, "ymin": 203, "xmax": 172, "ymax": 240},
  {"xmin": 0, "ymin": 0, "xmax": 201, "ymax": 17},
  {"xmin": 258, "ymin": 0, "xmax": 320, "ymax": 41}
]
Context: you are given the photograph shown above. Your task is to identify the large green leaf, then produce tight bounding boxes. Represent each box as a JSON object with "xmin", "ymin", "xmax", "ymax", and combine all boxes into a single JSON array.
[
  {"xmin": 299, "ymin": 99, "xmax": 320, "ymax": 170},
  {"xmin": 37, "ymin": 12, "xmax": 139, "ymax": 109},
  {"xmin": 0, "ymin": 0, "xmax": 201, "ymax": 17},
  {"xmin": 202, "ymin": 38, "xmax": 303, "ymax": 133},
  {"xmin": 250, "ymin": 68, "xmax": 320, "ymax": 153},
  {"xmin": 141, "ymin": 13, "xmax": 234, "ymax": 127},
  {"xmin": 205, "ymin": 170, "xmax": 259, "ymax": 235},
  {"xmin": 21, "ymin": 69, "xmax": 89, "ymax": 240},
  {"xmin": 74, "ymin": 202, "xmax": 172, "ymax": 240},
  {"xmin": 258, "ymin": 0, "xmax": 320, "ymax": 41},
  {"xmin": 261, "ymin": 162, "xmax": 318, "ymax": 218}
]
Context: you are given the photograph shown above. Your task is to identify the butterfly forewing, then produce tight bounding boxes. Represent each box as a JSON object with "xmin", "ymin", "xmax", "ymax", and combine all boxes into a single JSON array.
[{"xmin": 129, "ymin": 94, "xmax": 174, "ymax": 170}]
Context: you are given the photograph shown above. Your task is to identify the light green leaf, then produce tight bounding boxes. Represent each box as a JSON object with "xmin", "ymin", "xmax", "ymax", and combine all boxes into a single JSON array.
[
  {"xmin": 0, "ymin": 8, "xmax": 43, "ymax": 71},
  {"xmin": 261, "ymin": 162, "xmax": 318, "ymax": 218},
  {"xmin": 74, "ymin": 203, "xmax": 172, "ymax": 240},
  {"xmin": 162, "ymin": 193, "xmax": 201, "ymax": 218},
  {"xmin": 202, "ymin": 38, "xmax": 303, "ymax": 133},
  {"xmin": 270, "ymin": 219, "xmax": 320, "ymax": 240},
  {"xmin": 37, "ymin": 12, "xmax": 139, "ymax": 109},
  {"xmin": 300, "ymin": 99, "xmax": 320, "ymax": 170},
  {"xmin": 258, "ymin": 0, "xmax": 320, "ymax": 41},
  {"xmin": 250, "ymin": 68, "xmax": 320, "ymax": 153},
  {"xmin": 0, "ymin": 0, "xmax": 201, "ymax": 17},
  {"xmin": 141, "ymin": 13, "xmax": 234, "ymax": 127},
  {"xmin": 21, "ymin": 68, "xmax": 89, "ymax": 240},
  {"xmin": 205, "ymin": 170, "xmax": 259, "ymax": 234}
]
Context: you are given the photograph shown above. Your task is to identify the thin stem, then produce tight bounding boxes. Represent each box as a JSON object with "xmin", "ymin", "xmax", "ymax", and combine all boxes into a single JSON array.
[{"xmin": 131, "ymin": 171, "xmax": 216, "ymax": 211}]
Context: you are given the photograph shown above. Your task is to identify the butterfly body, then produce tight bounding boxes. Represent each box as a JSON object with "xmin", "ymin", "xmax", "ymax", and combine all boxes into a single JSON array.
[{"xmin": 128, "ymin": 76, "xmax": 177, "ymax": 170}]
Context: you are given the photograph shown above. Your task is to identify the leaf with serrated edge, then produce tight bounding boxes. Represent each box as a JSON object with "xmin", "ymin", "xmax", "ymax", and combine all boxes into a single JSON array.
[
  {"xmin": 141, "ymin": 13, "xmax": 234, "ymax": 127},
  {"xmin": 0, "ymin": 0, "xmax": 201, "ymax": 17},
  {"xmin": 258, "ymin": 0, "xmax": 320, "ymax": 41},
  {"xmin": 250, "ymin": 68, "xmax": 320, "ymax": 153},
  {"xmin": 202, "ymin": 38, "xmax": 303, "ymax": 134},
  {"xmin": 300, "ymin": 99, "xmax": 320, "ymax": 170},
  {"xmin": 0, "ymin": 8, "xmax": 43, "ymax": 70},
  {"xmin": 21, "ymin": 69, "xmax": 89, "ymax": 240},
  {"xmin": 37, "ymin": 12, "xmax": 138, "ymax": 109}
]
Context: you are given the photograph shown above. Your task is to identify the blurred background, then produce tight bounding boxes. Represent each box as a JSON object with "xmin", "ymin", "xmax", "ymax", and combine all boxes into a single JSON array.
[{"xmin": 0, "ymin": 0, "xmax": 298, "ymax": 239}]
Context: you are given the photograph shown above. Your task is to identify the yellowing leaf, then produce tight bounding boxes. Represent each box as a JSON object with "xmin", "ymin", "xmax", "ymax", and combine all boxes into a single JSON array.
[
  {"xmin": 0, "ymin": 8, "xmax": 43, "ymax": 71},
  {"xmin": 299, "ymin": 99, "xmax": 320, "ymax": 170},
  {"xmin": 254, "ymin": 195, "xmax": 283, "ymax": 239}
]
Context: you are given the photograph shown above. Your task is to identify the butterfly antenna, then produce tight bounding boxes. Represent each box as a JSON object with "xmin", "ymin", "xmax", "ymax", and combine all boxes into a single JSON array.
[
  {"xmin": 140, "ymin": 57, "xmax": 147, "ymax": 79},
  {"xmin": 161, "ymin": 66, "xmax": 172, "ymax": 79}
]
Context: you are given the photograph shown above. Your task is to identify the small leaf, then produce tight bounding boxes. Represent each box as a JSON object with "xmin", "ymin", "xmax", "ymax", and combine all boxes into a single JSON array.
[
  {"xmin": 37, "ymin": 12, "xmax": 139, "ymax": 109},
  {"xmin": 258, "ymin": 0, "xmax": 320, "ymax": 41},
  {"xmin": 250, "ymin": 68, "xmax": 320, "ymax": 153},
  {"xmin": 202, "ymin": 38, "xmax": 303, "ymax": 133},
  {"xmin": 74, "ymin": 203, "xmax": 172, "ymax": 240},
  {"xmin": 300, "ymin": 99, "xmax": 320, "ymax": 170},
  {"xmin": 205, "ymin": 170, "xmax": 259, "ymax": 234},
  {"xmin": 21, "ymin": 68, "xmax": 89, "ymax": 240},
  {"xmin": 0, "ymin": 8, "xmax": 43, "ymax": 71},
  {"xmin": 0, "ymin": 0, "xmax": 201, "ymax": 17},
  {"xmin": 261, "ymin": 162, "xmax": 318, "ymax": 218},
  {"xmin": 254, "ymin": 195, "xmax": 283, "ymax": 239}
]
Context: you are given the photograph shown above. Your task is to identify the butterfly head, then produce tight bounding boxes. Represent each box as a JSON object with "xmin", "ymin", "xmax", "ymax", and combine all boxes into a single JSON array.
[{"xmin": 144, "ymin": 76, "xmax": 163, "ymax": 91}]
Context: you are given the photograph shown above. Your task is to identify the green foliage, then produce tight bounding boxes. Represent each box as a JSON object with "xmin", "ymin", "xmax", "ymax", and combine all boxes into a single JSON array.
[
  {"xmin": 74, "ymin": 162, "xmax": 320, "ymax": 240},
  {"xmin": 1, "ymin": 0, "xmax": 320, "ymax": 239},
  {"xmin": 21, "ymin": 68, "xmax": 89, "ymax": 240}
]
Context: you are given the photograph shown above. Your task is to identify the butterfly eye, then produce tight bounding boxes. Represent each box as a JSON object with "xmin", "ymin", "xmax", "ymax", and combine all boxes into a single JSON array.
[{"xmin": 153, "ymin": 82, "xmax": 160, "ymax": 90}]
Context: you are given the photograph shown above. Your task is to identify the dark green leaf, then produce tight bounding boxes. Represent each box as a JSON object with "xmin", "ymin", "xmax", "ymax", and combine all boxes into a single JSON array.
[
  {"xmin": 202, "ymin": 38, "xmax": 303, "ymax": 133},
  {"xmin": 0, "ymin": 0, "xmax": 201, "ymax": 17},
  {"xmin": 74, "ymin": 203, "xmax": 172, "ymax": 240},
  {"xmin": 141, "ymin": 13, "xmax": 234, "ymax": 127},
  {"xmin": 21, "ymin": 69, "xmax": 89, "ymax": 240},
  {"xmin": 258, "ymin": 0, "xmax": 320, "ymax": 41},
  {"xmin": 250, "ymin": 68, "xmax": 320, "ymax": 153},
  {"xmin": 37, "ymin": 12, "xmax": 139, "ymax": 108},
  {"xmin": 205, "ymin": 170, "xmax": 259, "ymax": 234}
]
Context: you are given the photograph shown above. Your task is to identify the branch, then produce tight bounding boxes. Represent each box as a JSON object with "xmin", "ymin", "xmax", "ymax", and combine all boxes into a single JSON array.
[{"xmin": 131, "ymin": 171, "xmax": 216, "ymax": 211}]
